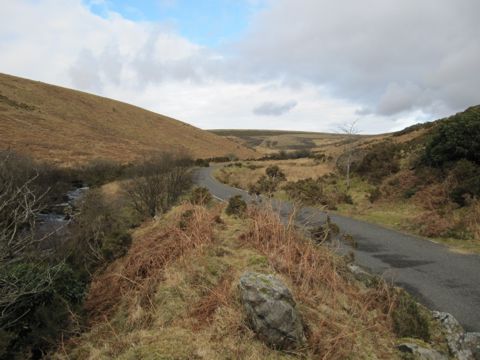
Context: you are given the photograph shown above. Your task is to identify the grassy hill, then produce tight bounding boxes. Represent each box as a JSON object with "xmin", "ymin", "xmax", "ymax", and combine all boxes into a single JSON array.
[
  {"xmin": 209, "ymin": 128, "xmax": 382, "ymax": 157},
  {"xmin": 212, "ymin": 106, "xmax": 480, "ymax": 253},
  {"xmin": 0, "ymin": 73, "xmax": 256, "ymax": 165}
]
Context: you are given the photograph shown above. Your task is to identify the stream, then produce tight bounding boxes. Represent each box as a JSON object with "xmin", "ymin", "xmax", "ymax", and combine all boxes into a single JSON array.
[{"xmin": 37, "ymin": 183, "xmax": 89, "ymax": 235}]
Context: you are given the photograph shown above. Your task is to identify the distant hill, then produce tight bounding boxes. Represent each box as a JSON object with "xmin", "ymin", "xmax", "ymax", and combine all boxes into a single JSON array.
[
  {"xmin": 0, "ymin": 73, "xmax": 256, "ymax": 165},
  {"xmin": 209, "ymin": 128, "xmax": 378, "ymax": 155}
]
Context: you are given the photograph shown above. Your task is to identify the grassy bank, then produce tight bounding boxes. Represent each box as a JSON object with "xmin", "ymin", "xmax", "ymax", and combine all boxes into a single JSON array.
[{"xmin": 50, "ymin": 199, "xmax": 449, "ymax": 359}]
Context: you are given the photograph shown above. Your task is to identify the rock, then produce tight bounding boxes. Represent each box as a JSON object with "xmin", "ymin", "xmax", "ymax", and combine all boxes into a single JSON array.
[
  {"xmin": 432, "ymin": 311, "xmax": 478, "ymax": 360},
  {"xmin": 397, "ymin": 343, "xmax": 448, "ymax": 360},
  {"xmin": 347, "ymin": 263, "xmax": 374, "ymax": 284},
  {"xmin": 239, "ymin": 272, "xmax": 305, "ymax": 349},
  {"xmin": 463, "ymin": 333, "xmax": 480, "ymax": 360}
]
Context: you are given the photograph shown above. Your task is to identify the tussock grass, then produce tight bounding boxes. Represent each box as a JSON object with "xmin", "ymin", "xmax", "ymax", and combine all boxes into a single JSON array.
[
  {"xmin": 54, "ymin": 202, "xmax": 401, "ymax": 359},
  {"xmin": 84, "ymin": 203, "xmax": 220, "ymax": 322},
  {"xmin": 241, "ymin": 205, "xmax": 397, "ymax": 359}
]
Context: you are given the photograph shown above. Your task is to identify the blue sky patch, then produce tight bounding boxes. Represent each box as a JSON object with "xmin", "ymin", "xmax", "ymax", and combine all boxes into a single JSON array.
[{"xmin": 85, "ymin": 0, "xmax": 266, "ymax": 47}]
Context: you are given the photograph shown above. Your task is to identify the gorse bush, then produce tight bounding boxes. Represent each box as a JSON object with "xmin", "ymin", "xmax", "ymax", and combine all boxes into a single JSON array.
[
  {"xmin": 448, "ymin": 159, "xmax": 480, "ymax": 206},
  {"xmin": 423, "ymin": 105, "xmax": 480, "ymax": 167},
  {"xmin": 225, "ymin": 195, "xmax": 247, "ymax": 217},
  {"xmin": 189, "ymin": 186, "xmax": 212, "ymax": 206},
  {"xmin": 265, "ymin": 165, "xmax": 286, "ymax": 181},
  {"xmin": 356, "ymin": 142, "xmax": 400, "ymax": 183},
  {"xmin": 248, "ymin": 165, "xmax": 286, "ymax": 196},
  {"xmin": 284, "ymin": 178, "xmax": 326, "ymax": 206},
  {"xmin": 283, "ymin": 177, "xmax": 351, "ymax": 209}
]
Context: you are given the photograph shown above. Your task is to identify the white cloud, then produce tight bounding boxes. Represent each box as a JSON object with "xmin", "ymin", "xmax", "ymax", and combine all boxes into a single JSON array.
[
  {"xmin": 0, "ymin": 0, "xmax": 478, "ymax": 134},
  {"xmin": 236, "ymin": 0, "xmax": 480, "ymax": 120},
  {"xmin": 253, "ymin": 100, "xmax": 297, "ymax": 116}
]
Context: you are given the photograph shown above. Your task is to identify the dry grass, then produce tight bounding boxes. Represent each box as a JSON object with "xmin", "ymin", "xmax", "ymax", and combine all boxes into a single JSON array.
[
  {"xmin": 54, "ymin": 203, "xmax": 401, "ymax": 359},
  {"xmin": 210, "ymin": 129, "xmax": 382, "ymax": 157},
  {"xmin": 0, "ymin": 73, "xmax": 256, "ymax": 165},
  {"xmin": 215, "ymin": 158, "xmax": 334, "ymax": 190},
  {"xmin": 84, "ymin": 203, "xmax": 220, "ymax": 322},
  {"xmin": 241, "ymin": 205, "xmax": 397, "ymax": 359}
]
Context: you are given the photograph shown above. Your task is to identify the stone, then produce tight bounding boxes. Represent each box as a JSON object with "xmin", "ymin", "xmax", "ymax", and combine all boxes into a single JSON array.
[
  {"xmin": 238, "ymin": 271, "xmax": 305, "ymax": 349},
  {"xmin": 463, "ymin": 333, "xmax": 480, "ymax": 360},
  {"xmin": 432, "ymin": 311, "xmax": 478, "ymax": 360},
  {"xmin": 397, "ymin": 343, "xmax": 448, "ymax": 360},
  {"xmin": 347, "ymin": 263, "xmax": 374, "ymax": 284}
]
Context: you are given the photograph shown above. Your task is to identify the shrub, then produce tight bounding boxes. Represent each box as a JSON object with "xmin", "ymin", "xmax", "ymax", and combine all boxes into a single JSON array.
[
  {"xmin": 194, "ymin": 158, "xmax": 210, "ymax": 167},
  {"xmin": 336, "ymin": 192, "xmax": 353, "ymax": 205},
  {"xmin": 126, "ymin": 153, "xmax": 192, "ymax": 217},
  {"xmin": 189, "ymin": 187, "xmax": 212, "ymax": 206},
  {"xmin": 423, "ymin": 105, "xmax": 480, "ymax": 166},
  {"xmin": 78, "ymin": 158, "xmax": 126, "ymax": 186},
  {"xmin": 309, "ymin": 216, "xmax": 340, "ymax": 243},
  {"xmin": 448, "ymin": 159, "xmax": 480, "ymax": 206},
  {"xmin": 101, "ymin": 231, "xmax": 132, "ymax": 261},
  {"xmin": 0, "ymin": 262, "xmax": 86, "ymax": 358},
  {"xmin": 68, "ymin": 189, "xmax": 132, "ymax": 270},
  {"xmin": 367, "ymin": 187, "xmax": 382, "ymax": 203},
  {"xmin": 403, "ymin": 187, "xmax": 418, "ymax": 199},
  {"xmin": 178, "ymin": 209, "xmax": 194, "ymax": 230},
  {"xmin": 392, "ymin": 289, "xmax": 431, "ymax": 341},
  {"xmin": 248, "ymin": 166, "xmax": 286, "ymax": 196},
  {"xmin": 356, "ymin": 142, "xmax": 400, "ymax": 183},
  {"xmin": 283, "ymin": 178, "xmax": 335, "ymax": 208},
  {"xmin": 225, "ymin": 195, "xmax": 247, "ymax": 217},
  {"xmin": 265, "ymin": 165, "xmax": 286, "ymax": 181},
  {"xmin": 258, "ymin": 149, "xmax": 315, "ymax": 161}
]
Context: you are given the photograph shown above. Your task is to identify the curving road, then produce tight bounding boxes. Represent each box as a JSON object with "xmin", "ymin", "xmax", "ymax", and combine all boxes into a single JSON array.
[{"xmin": 194, "ymin": 166, "xmax": 480, "ymax": 332}]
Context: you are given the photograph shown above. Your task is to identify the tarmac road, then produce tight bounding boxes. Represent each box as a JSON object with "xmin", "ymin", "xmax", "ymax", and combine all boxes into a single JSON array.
[{"xmin": 194, "ymin": 166, "xmax": 480, "ymax": 331}]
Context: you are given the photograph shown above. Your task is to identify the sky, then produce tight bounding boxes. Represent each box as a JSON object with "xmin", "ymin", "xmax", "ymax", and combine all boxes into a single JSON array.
[{"xmin": 0, "ymin": 0, "xmax": 479, "ymax": 134}]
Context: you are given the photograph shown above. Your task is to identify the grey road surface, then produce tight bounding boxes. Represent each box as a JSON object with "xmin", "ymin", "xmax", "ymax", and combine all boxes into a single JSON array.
[{"xmin": 194, "ymin": 166, "xmax": 480, "ymax": 331}]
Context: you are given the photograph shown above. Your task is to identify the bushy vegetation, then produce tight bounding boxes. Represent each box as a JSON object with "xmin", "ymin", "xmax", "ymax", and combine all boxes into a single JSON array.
[
  {"xmin": 356, "ymin": 142, "xmax": 400, "ymax": 184},
  {"xmin": 0, "ymin": 151, "xmax": 87, "ymax": 359},
  {"xmin": 393, "ymin": 121, "xmax": 436, "ymax": 137},
  {"xmin": 74, "ymin": 159, "xmax": 127, "ymax": 187},
  {"xmin": 248, "ymin": 165, "xmax": 286, "ymax": 196},
  {"xmin": 423, "ymin": 105, "xmax": 480, "ymax": 166},
  {"xmin": 225, "ymin": 195, "xmax": 247, "ymax": 217},
  {"xmin": 0, "ymin": 262, "xmax": 85, "ymax": 359},
  {"xmin": 392, "ymin": 289, "xmax": 431, "ymax": 341},
  {"xmin": 448, "ymin": 159, "xmax": 480, "ymax": 206},
  {"xmin": 284, "ymin": 178, "xmax": 328, "ymax": 206},
  {"xmin": 258, "ymin": 149, "xmax": 325, "ymax": 161},
  {"xmin": 194, "ymin": 158, "xmax": 210, "ymax": 167},
  {"xmin": 125, "ymin": 153, "xmax": 192, "ymax": 217},
  {"xmin": 283, "ymin": 176, "xmax": 352, "ymax": 209},
  {"xmin": 0, "ymin": 150, "xmax": 194, "ymax": 359},
  {"xmin": 67, "ymin": 189, "xmax": 133, "ymax": 269},
  {"xmin": 189, "ymin": 186, "xmax": 212, "ymax": 206},
  {"xmin": 54, "ymin": 203, "xmax": 414, "ymax": 359}
]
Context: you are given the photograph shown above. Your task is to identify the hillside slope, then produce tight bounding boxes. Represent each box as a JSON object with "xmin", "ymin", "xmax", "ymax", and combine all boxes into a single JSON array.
[
  {"xmin": 209, "ymin": 129, "xmax": 382, "ymax": 156},
  {"xmin": 0, "ymin": 73, "xmax": 256, "ymax": 165}
]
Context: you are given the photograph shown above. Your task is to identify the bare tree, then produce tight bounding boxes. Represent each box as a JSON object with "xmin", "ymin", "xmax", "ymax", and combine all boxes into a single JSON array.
[
  {"xmin": 339, "ymin": 120, "xmax": 360, "ymax": 191},
  {"xmin": 126, "ymin": 153, "xmax": 192, "ymax": 217},
  {"xmin": 0, "ymin": 153, "xmax": 46, "ymax": 264},
  {"xmin": 0, "ymin": 151, "xmax": 56, "ymax": 329}
]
